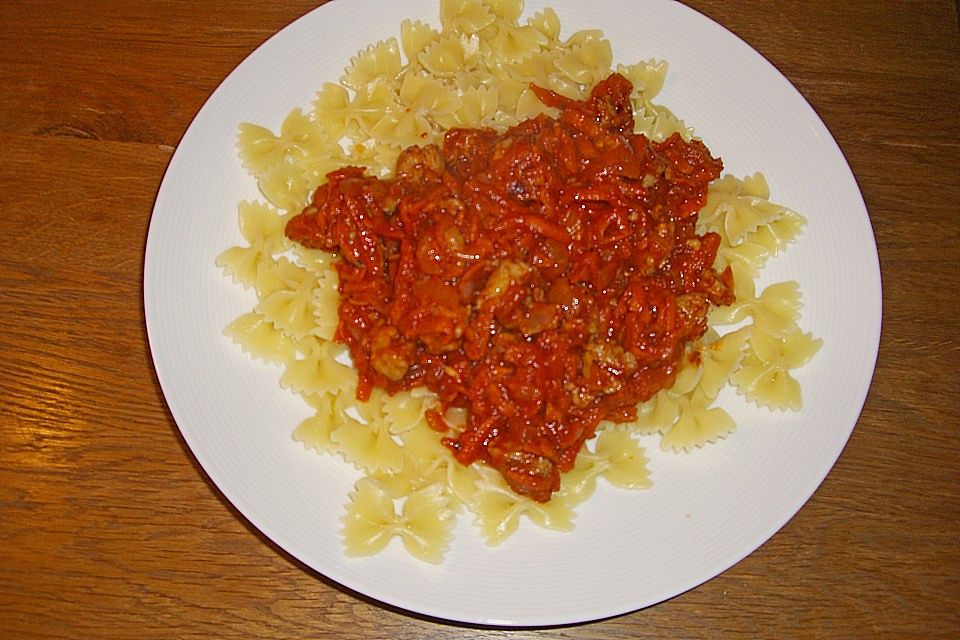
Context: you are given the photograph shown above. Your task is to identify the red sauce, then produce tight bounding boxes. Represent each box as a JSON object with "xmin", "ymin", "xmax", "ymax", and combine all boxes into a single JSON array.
[{"xmin": 285, "ymin": 74, "xmax": 734, "ymax": 502}]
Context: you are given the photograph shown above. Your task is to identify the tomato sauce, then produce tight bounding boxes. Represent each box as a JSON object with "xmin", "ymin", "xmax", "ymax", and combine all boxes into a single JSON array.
[{"xmin": 285, "ymin": 74, "xmax": 733, "ymax": 502}]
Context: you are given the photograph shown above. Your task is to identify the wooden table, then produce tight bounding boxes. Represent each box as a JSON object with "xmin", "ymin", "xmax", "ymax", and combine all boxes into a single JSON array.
[{"xmin": 2, "ymin": 1, "xmax": 958, "ymax": 637}]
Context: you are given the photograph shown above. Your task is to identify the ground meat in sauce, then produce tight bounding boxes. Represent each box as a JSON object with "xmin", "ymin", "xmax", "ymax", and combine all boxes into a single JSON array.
[{"xmin": 284, "ymin": 73, "xmax": 734, "ymax": 502}]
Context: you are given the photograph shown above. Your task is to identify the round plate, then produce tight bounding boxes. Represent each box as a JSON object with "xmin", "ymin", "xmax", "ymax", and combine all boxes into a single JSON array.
[{"xmin": 144, "ymin": 0, "xmax": 881, "ymax": 626}]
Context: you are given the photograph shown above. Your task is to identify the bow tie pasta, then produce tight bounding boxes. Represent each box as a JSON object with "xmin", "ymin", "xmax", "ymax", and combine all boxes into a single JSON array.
[{"xmin": 217, "ymin": 0, "xmax": 820, "ymax": 563}]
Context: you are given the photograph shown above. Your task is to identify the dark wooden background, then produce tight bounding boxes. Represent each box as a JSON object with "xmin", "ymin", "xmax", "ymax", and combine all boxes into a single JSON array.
[{"xmin": 1, "ymin": 1, "xmax": 958, "ymax": 637}]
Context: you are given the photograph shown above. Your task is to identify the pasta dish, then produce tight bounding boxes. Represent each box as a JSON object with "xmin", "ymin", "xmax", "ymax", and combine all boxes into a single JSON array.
[
  {"xmin": 284, "ymin": 73, "xmax": 734, "ymax": 502},
  {"xmin": 216, "ymin": 0, "xmax": 821, "ymax": 562}
]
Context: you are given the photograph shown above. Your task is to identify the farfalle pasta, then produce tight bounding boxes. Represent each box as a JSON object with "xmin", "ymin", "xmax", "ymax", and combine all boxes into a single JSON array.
[
  {"xmin": 217, "ymin": 0, "xmax": 820, "ymax": 563},
  {"xmin": 342, "ymin": 479, "xmax": 456, "ymax": 563},
  {"xmin": 731, "ymin": 329, "xmax": 822, "ymax": 411},
  {"xmin": 216, "ymin": 200, "xmax": 290, "ymax": 287}
]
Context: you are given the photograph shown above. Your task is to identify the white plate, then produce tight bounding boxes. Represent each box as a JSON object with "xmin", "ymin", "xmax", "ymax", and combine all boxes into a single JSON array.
[{"xmin": 144, "ymin": 0, "xmax": 881, "ymax": 626}]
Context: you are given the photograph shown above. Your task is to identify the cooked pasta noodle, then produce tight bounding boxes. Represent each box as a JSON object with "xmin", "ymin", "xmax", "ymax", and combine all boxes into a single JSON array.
[{"xmin": 217, "ymin": 0, "xmax": 820, "ymax": 563}]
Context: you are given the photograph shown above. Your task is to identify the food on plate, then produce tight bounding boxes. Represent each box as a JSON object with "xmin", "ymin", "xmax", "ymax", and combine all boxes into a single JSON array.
[
  {"xmin": 284, "ymin": 73, "xmax": 734, "ymax": 502},
  {"xmin": 217, "ymin": 0, "xmax": 821, "ymax": 562}
]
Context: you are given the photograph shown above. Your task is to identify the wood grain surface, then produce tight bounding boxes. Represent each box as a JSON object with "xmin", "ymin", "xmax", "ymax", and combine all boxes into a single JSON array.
[{"xmin": 1, "ymin": 1, "xmax": 958, "ymax": 638}]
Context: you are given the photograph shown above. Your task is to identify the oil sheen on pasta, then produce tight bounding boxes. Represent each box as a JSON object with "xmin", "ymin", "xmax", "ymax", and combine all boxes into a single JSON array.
[{"xmin": 284, "ymin": 74, "xmax": 734, "ymax": 502}]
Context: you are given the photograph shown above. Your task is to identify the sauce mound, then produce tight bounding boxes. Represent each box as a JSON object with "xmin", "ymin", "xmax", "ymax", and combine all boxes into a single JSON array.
[{"xmin": 285, "ymin": 74, "xmax": 734, "ymax": 502}]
